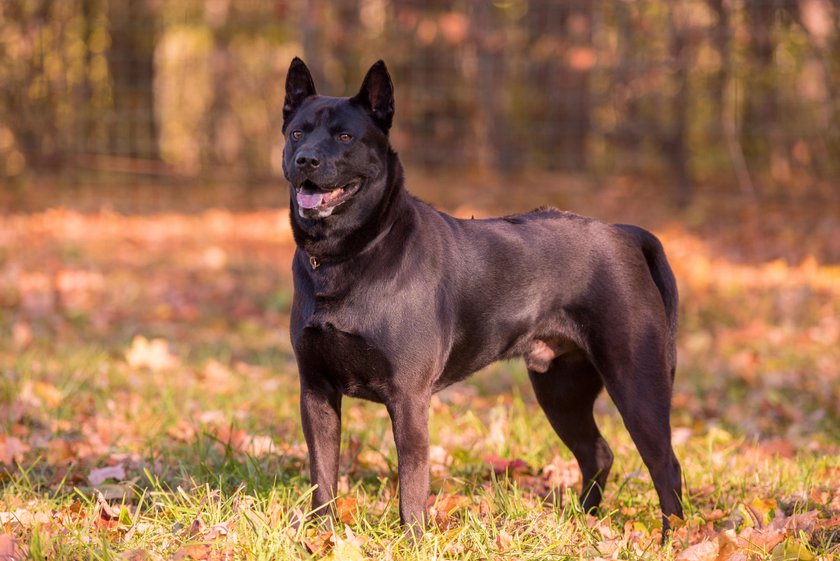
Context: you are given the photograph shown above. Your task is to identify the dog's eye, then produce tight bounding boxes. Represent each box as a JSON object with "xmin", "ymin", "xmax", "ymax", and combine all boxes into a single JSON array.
[
  {"xmin": 338, "ymin": 133, "xmax": 352, "ymax": 143},
  {"xmin": 291, "ymin": 130, "xmax": 303, "ymax": 140}
]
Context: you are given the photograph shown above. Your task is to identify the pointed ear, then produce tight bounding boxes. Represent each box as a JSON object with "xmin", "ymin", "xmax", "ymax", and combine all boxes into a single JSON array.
[
  {"xmin": 353, "ymin": 60, "xmax": 394, "ymax": 133},
  {"xmin": 283, "ymin": 57, "xmax": 316, "ymax": 130}
]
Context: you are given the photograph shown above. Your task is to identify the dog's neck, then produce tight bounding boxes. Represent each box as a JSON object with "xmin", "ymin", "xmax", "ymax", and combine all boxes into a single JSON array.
[{"xmin": 289, "ymin": 149, "xmax": 410, "ymax": 263}]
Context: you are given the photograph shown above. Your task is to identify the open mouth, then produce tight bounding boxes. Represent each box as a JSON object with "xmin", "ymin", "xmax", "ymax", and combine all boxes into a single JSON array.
[{"xmin": 295, "ymin": 179, "xmax": 361, "ymax": 215}]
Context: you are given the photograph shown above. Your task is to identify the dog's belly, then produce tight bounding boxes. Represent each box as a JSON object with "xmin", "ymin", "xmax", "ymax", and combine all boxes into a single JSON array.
[
  {"xmin": 435, "ymin": 316, "xmax": 581, "ymax": 390},
  {"xmin": 295, "ymin": 323, "xmax": 393, "ymax": 403}
]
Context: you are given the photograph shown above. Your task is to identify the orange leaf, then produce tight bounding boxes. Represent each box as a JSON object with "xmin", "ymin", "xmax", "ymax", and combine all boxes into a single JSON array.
[
  {"xmin": 303, "ymin": 529, "xmax": 334, "ymax": 556},
  {"xmin": 172, "ymin": 544, "xmax": 210, "ymax": 561},
  {"xmin": 336, "ymin": 497, "xmax": 359, "ymax": 525}
]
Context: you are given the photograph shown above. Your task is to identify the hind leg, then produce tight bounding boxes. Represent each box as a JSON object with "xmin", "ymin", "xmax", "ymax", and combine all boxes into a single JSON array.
[
  {"xmin": 596, "ymin": 351, "xmax": 684, "ymax": 528},
  {"xmin": 529, "ymin": 350, "xmax": 614, "ymax": 512}
]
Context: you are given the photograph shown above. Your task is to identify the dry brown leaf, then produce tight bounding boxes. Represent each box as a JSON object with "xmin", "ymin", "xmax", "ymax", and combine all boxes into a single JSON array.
[
  {"xmin": 88, "ymin": 464, "xmax": 127, "ymax": 486},
  {"xmin": 303, "ymin": 529, "xmax": 334, "ymax": 556},
  {"xmin": 495, "ymin": 528, "xmax": 513, "ymax": 552},
  {"xmin": 120, "ymin": 549, "xmax": 156, "ymax": 561},
  {"xmin": 429, "ymin": 445, "xmax": 452, "ymax": 477},
  {"xmin": 737, "ymin": 527, "xmax": 786, "ymax": 551},
  {"xmin": 759, "ymin": 438, "xmax": 796, "ymax": 459},
  {"xmin": 0, "ymin": 509, "xmax": 52, "ymax": 527},
  {"xmin": 715, "ymin": 529, "xmax": 739, "ymax": 561},
  {"xmin": 428, "ymin": 493, "xmax": 470, "ymax": 530},
  {"xmin": 322, "ymin": 531, "xmax": 366, "ymax": 561},
  {"xmin": 202, "ymin": 523, "xmax": 229, "ymax": 542},
  {"xmin": 356, "ymin": 449, "xmax": 389, "ymax": 472},
  {"xmin": 0, "ymin": 435, "xmax": 29, "ymax": 467},
  {"xmin": 94, "ymin": 489, "xmax": 123, "ymax": 521},
  {"xmin": 705, "ymin": 509, "xmax": 727, "ymax": 522},
  {"xmin": 784, "ymin": 511, "xmax": 820, "ymax": 534},
  {"xmin": 676, "ymin": 540, "xmax": 719, "ymax": 561},
  {"xmin": 336, "ymin": 497, "xmax": 359, "ymax": 525},
  {"xmin": 0, "ymin": 534, "xmax": 26, "ymax": 561},
  {"xmin": 172, "ymin": 544, "xmax": 210, "ymax": 561},
  {"xmin": 11, "ymin": 319, "xmax": 33, "ymax": 350},
  {"xmin": 486, "ymin": 454, "xmax": 529, "ymax": 476},
  {"xmin": 125, "ymin": 336, "xmax": 179, "ymax": 371},
  {"xmin": 542, "ymin": 455, "xmax": 581, "ymax": 490}
]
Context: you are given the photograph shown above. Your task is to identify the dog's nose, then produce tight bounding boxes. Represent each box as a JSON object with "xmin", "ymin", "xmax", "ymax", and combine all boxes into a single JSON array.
[{"xmin": 295, "ymin": 150, "xmax": 320, "ymax": 169}]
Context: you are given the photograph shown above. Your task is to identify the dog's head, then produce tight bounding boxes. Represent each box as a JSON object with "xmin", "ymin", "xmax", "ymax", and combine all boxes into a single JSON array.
[{"xmin": 282, "ymin": 58, "xmax": 395, "ymax": 221}]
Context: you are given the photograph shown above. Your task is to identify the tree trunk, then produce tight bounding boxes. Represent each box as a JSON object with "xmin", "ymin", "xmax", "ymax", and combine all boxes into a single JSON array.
[
  {"xmin": 473, "ymin": 1, "xmax": 518, "ymax": 173},
  {"xmin": 742, "ymin": 0, "xmax": 778, "ymax": 178},
  {"xmin": 665, "ymin": 5, "xmax": 694, "ymax": 205},
  {"xmin": 105, "ymin": 0, "xmax": 159, "ymax": 159}
]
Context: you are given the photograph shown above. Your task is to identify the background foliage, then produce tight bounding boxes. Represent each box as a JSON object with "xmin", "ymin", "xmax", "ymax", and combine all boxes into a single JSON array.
[{"xmin": 2, "ymin": 0, "xmax": 840, "ymax": 202}]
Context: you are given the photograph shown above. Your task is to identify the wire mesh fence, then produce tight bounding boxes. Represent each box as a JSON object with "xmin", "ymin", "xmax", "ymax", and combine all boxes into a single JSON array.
[{"xmin": 1, "ymin": 0, "xmax": 838, "ymax": 201}]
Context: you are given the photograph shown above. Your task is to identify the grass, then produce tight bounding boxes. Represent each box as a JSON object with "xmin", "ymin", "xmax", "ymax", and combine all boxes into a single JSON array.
[
  {"xmin": 1, "ymin": 186, "xmax": 838, "ymax": 559},
  {"xmin": 1, "ymin": 340, "xmax": 837, "ymax": 559}
]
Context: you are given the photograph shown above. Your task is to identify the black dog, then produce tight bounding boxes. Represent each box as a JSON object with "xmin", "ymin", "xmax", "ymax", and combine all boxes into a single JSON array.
[{"xmin": 283, "ymin": 58, "xmax": 683, "ymax": 534}]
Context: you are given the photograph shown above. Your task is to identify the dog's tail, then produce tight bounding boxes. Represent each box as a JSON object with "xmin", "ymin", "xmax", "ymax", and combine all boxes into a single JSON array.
[{"xmin": 617, "ymin": 225, "xmax": 679, "ymax": 382}]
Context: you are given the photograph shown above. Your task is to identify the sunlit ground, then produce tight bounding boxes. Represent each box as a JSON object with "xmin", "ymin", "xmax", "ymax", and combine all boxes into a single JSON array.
[{"xmin": 1, "ymin": 174, "xmax": 838, "ymax": 559}]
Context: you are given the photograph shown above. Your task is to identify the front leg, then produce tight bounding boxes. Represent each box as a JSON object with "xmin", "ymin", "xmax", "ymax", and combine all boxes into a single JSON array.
[
  {"xmin": 387, "ymin": 392, "xmax": 431, "ymax": 536},
  {"xmin": 300, "ymin": 380, "xmax": 342, "ymax": 519}
]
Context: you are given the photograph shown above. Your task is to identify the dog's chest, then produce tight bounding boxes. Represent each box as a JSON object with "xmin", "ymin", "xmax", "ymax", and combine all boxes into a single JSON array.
[{"xmin": 295, "ymin": 318, "xmax": 393, "ymax": 403}]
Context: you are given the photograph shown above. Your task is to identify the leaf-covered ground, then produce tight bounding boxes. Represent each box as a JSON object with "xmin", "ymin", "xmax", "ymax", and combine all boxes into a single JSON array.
[{"xmin": 1, "ymin": 176, "xmax": 838, "ymax": 560}]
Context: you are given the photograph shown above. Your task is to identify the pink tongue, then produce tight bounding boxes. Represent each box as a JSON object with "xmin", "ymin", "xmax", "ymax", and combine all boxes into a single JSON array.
[{"xmin": 297, "ymin": 190, "xmax": 324, "ymax": 209}]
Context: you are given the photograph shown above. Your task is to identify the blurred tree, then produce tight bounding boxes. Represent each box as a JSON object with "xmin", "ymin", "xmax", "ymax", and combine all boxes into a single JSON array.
[
  {"xmin": 525, "ymin": 0, "xmax": 592, "ymax": 171},
  {"xmin": 742, "ymin": 0, "xmax": 779, "ymax": 192},
  {"xmin": 664, "ymin": 4, "xmax": 695, "ymax": 205},
  {"xmin": 0, "ymin": 0, "xmax": 837, "ymax": 199},
  {"xmin": 708, "ymin": 0, "xmax": 757, "ymax": 199},
  {"xmin": 389, "ymin": 0, "xmax": 472, "ymax": 167},
  {"xmin": 472, "ymin": 0, "xmax": 519, "ymax": 173},
  {"xmin": 105, "ymin": 0, "xmax": 159, "ymax": 159}
]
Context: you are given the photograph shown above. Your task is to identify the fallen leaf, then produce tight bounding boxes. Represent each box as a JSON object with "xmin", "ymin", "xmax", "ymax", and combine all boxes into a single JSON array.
[
  {"xmin": 784, "ymin": 511, "xmax": 820, "ymax": 534},
  {"xmin": 11, "ymin": 319, "xmax": 32, "ymax": 349},
  {"xmin": 759, "ymin": 439, "xmax": 796, "ymax": 459},
  {"xmin": 495, "ymin": 528, "xmax": 513, "ymax": 552},
  {"xmin": 0, "ymin": 509, "xmax": 52, "ymax": 527},
  {"xmin": 676, "ymin": 540, "xmax": 718, "ymax": 561},
  {"xmin": 542, "ymin": 455, "xmax": 581, "ymax": 490},
  {"xmin": 0, "ymin": 534, "xmax": 26, "ymax": 561},
  {"xmin": 486, "ymin": 454, "xmax": 529, "ymax": 475},
  {"xmin": 428, "ymin": 494, "xmax": 470, "ymax": 531},
  {"xmin": 715, "ymin": 529, "xmax": 739, "ymax": 561},
  {"xmin": 303, "ymin": 529, "xmax": 334, "ymax": 556},
  {"xmin": 120, "ymin": 549, "xmax": 155, "ymax": 561},
  {"xmin": 336, "ymin": 497, "xmax": 359, "ymax": 525},
  {"xmin": 771, "ymin": 538, "xmax": 815, "ymax": 561},
  {"xmin": 202, "ymin": 523, "xmax": 229, "ymax": 542},
  {"xmin": 32, "ymin": 381, "xmax": 63, "ymax": 407},
  {"xmin": 125, "ymin": 336, "xmax": 179, "ymax": 371},
  {"xmin": 705, "ymin": 509, "xmax": 727, "ymax": 522},
  {"xmin": 323, "ymin": 528, "xmax": 366, "ymax": 561},
  {"xmin": 88, "ymin": 464, "xmax": 127, "ymax": 486},
  {"xmin": 0, "ymin": 435, "xmax": 29, "ymax": 467},
  {"xmin": 172, "ymin": 544, "xmax": 210, "ymax": 561},
  {"xmin": 738, "ymin": 527, "xmax": 786, "ymax": 551},
  {"xmin": 429, "ymin": 445, "xmax": 451, "ymax": 476}
]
